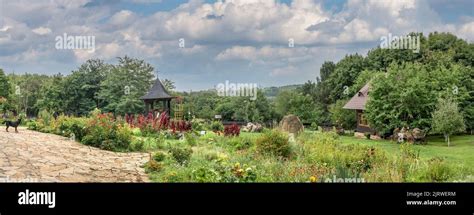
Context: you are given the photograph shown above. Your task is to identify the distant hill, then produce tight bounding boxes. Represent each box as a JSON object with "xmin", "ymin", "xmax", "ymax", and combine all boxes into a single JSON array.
[
  {"xmin": 176, "ymin": 84, "xmax": 302, "ymax": 99},
  {"xmin": 262, "ymin": 84, "xmax": 302, "ymax": 99}
]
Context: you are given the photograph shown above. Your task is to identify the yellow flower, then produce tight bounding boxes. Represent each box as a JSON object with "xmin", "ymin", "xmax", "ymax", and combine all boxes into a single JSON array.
[{"xmin": 309, "ymin": 176, "xmax": 317, "ymax": 183}]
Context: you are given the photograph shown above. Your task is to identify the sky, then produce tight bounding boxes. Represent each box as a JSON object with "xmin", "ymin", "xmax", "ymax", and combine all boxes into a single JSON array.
[{"xmin": 0, "ymin": 0, "xmax": 473, "ymax": 91}]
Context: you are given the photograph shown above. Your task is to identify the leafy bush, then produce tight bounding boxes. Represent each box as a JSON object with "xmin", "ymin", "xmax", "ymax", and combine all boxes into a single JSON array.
[
  {"xmin": 192, "ymin": 167, "xmax": 221, "ymax": 182},
  {"xmin": 58, "ymin": 117, "xmax": 87, "ymax": 141},
  {"xmin": 169, "ymin": 146, "xmax": 193, "ymax": 165},
  {"xmin": 302, "ymin": 132, "xmax": 386, "ymax": 179},
  {"xmin": 129, "ymin": 138, "xmax": 145, "ymax": 151},
  {"xmin": 210, "ymin": 121, "xmax": 224, "ymax": 132},
  {"xmin": 329, "ymin": 99, "xmax": 356, "ymax": 129},
  {"xmin": 153, "ymin": 151, "xmax": 167, "ymax": 162},
  {"xmin": 191, "ymin": 118, "xmax": 207, "ymax": 131},
  {"xmin": 144, "ymin": 159, "xmax": 163, "ymax": 173},
  {"xmin": 189, "ymin": 161, "xmax": 257, "ymax": 183},
  {"xmin": 256, "ymin": 129, "xmax": 291, "ymax": 158},
  {"xmin": 231, "ymin": 162, "xmax": 257, "ymax": 182},
  {"xmin": 27, "ymin": 120, "xmax": 39, "ymax": 130},
  {"xmin": 38, "ymin": 109, "xmax": 53, "ymax": 126},
  {"xmin": 395, "ymin": 143, "xmax": 420, "ymax": 181},
  {"xmin": 81, "ymin": 113, "xmax": 132, "ymax": 151},
  {"xmin": 422, "ymin": 157, "xmax": 453, "ymax": 182}
]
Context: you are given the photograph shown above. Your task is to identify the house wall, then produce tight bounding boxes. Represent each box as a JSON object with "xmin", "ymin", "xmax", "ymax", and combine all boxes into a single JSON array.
[{"xmin": 356, "ymin": 110, "xmax": 374, "ymax": 133}]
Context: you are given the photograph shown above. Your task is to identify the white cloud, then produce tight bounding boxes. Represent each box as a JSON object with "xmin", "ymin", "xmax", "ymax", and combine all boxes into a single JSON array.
[
  {"xmin": 32, "ymin": 27, "xmax": 52, "ymax": 35},
  {"xmin": 0, "ymin": 0, "xmax": 473, "ymax": 89},
  {"xmin": 457, "ymin": 21, "xmax": 474, "ymax": 42},
  {"xmin": 216, "ymin": 46, "xmax": 307, "ymax": 62},
  {"xmin": 109, "ymin": 10, "xmax": 136, "ymax": 26}
]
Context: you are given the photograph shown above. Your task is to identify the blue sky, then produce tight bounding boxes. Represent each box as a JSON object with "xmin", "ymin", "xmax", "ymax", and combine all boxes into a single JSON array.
[{"xmin": 0, "ymin": 0, "xmax": 473, "ymax": 91}]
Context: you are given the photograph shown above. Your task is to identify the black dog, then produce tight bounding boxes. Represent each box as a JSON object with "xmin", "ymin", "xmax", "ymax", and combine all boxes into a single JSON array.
[{"xmin": 4, "ymin": 118, "xmax": 22, "ymax": 133}]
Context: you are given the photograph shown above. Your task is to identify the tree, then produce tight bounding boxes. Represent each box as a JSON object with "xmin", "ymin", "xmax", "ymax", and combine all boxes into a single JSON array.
[
  {"xmin": 215, "ymin": 90, "xmax": 273, "ymax": 123},
  {"xmin": 365, "ymin": 63, "xmax": 433, "ymax": 134},
  {"xmin": 318, "ymin": 61, "xmax": 335, "ymax": 83},
  {"xmin": 300, "ymin": 80, "xmax": 316, "ymax": 97},
  {"xmin": 329, "ymin": 99, "xmax": 356, "ymax": 129},
  {"xmin": 7, "ymin": 73, "xmax": 50, "ymax": 116},
  {"xmin": 62, "ymin": 59, "xmax": 109, "ymax": 115},
  {"xmin": 431, "ymin": 98, "xmax": 466, "ymax": 146},
  {"xmin": 365, "ymin": 62, "xmax": 469, "ymax": 135},
  {"xmin": 0, "ymin": 69, "xmax": 10, "ymax": 98},
  {"xmin": 326, "ymin": 54, "xmax": 367, "ymax": 103},
  {"xmin": 348, "ymin": 69, "xmax": 378, "ymax": 96},
  {"xmin": 312, "ymin": 61, "xmax": 336, "ymax": 124},
  {"xmin": 162, "ymin": 79, "xmax": 176, "ymax": 92},
  {"xmin": 183, "ymin": 90, "xmax": 220, "ymax": 119},
  {"xmin": 274, "ymin": 90, "xmax": 296, "ymax": 117},
  {"xmin": 0, "ymin": 69, "xmax": 11, "ymax": 112},
  {"xmin": 98, "ymin": 56, "xmax": 154, "ymax": 115},
  {"xmin": 35, "ymin": 74, "xmax": 65, "ymax": 112},
  {"xmin": 274, "ymin": 89, "xmax": 322, "ymax": 125}
]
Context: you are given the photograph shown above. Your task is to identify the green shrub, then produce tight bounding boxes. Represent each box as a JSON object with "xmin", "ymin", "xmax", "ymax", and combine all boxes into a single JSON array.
[
  {"xmin": 38, "ymin": 109, "xmax": 53, "ymax": 126},
  {"xmin": 163, "ymin": 171, "xmax": 183, "ymax": 182},
  {"xmin": 144, "ymin": 159, "xmax": 163, "ymax": 173},
  {"xmin": 169, "ymin": 147, "xmax": 193, "ymax": 165},
  {"xmin": 210, "ymin": 121, "xmax": 224, "ymax": 132},
  {"xmin": 231, "ymin": 162, "xmax": 258, "ymax": 182},
  {"xmin": 27, "ymin": 120, "xmax": 38, "ymax": 130},
  {"xmin": 302, "ymin": 132, "xmax": 386, "ymax": 179},
  {"xmin": 256, "ymin": 129, "xmax": 291, "ymax": 158},
  {"xmin": 192, "ymin": 167, "xmax": 221, "ymax": 182},
  {"xmin": 153, "ymin": 151, "xmax": 167, "ymax": 162},
  {"xmin": 58, "ymin": 117, "xmax": 87, "ymax": 141},
  {"xmin": 202, "ymin": 151, "xmax": 228, "ymax": 162},
  {"xmin": 191, "ymin": 118, "xmax": 207, "ymax": 131},
  {"xmin": 81, "ymin": 113, "xmax": 132, "ymax": 151},
  {"xmin": 422, "ymin": 157, "xmax": 453, "ymax": 182},
  {"xmin": 131, "ymin": 128, "xmax": 142, "ymax": 136},
  {"xmin": 394, "ymin": 143, "xmax": 420, "ymax": 181},
  {"xmin": 400, "ymin": 143, "xmax": 420, "ymax": 160},
  {"xmin": 129, "ymin": 138, "xmax": 145, "ymax": 152}
]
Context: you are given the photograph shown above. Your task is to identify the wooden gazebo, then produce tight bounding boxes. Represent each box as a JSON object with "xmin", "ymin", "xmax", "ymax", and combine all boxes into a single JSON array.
[{"xmin": 140, "ymin": 77, "xmax": 175, "ymax": 115}]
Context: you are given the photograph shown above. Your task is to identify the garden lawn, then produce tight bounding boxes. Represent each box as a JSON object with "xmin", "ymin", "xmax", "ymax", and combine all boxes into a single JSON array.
[{"xmin": 339, "ymin": 134, "xmax": 474, "ymax": 173}]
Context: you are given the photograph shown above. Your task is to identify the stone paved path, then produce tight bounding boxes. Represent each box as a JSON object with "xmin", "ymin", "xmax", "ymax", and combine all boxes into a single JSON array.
[{"xmin": 0, "ymin": 126, "xmax": 150, "ymax": 182}]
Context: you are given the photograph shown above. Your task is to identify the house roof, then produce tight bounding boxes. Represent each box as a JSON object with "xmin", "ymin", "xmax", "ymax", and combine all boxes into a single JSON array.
[
  {"xmin": 140, "ymin": 78, "xmax": 174, "ymax": 100},
  {"xmin": 343, "ymin": 83, "xmax": 370, "ymax": 110}
]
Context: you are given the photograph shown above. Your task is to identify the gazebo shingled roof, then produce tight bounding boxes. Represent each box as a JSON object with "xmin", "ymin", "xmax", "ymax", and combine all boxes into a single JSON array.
[{"xmin": 140, "ymin": 78, "xmax": 174, "ymax": 100}]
